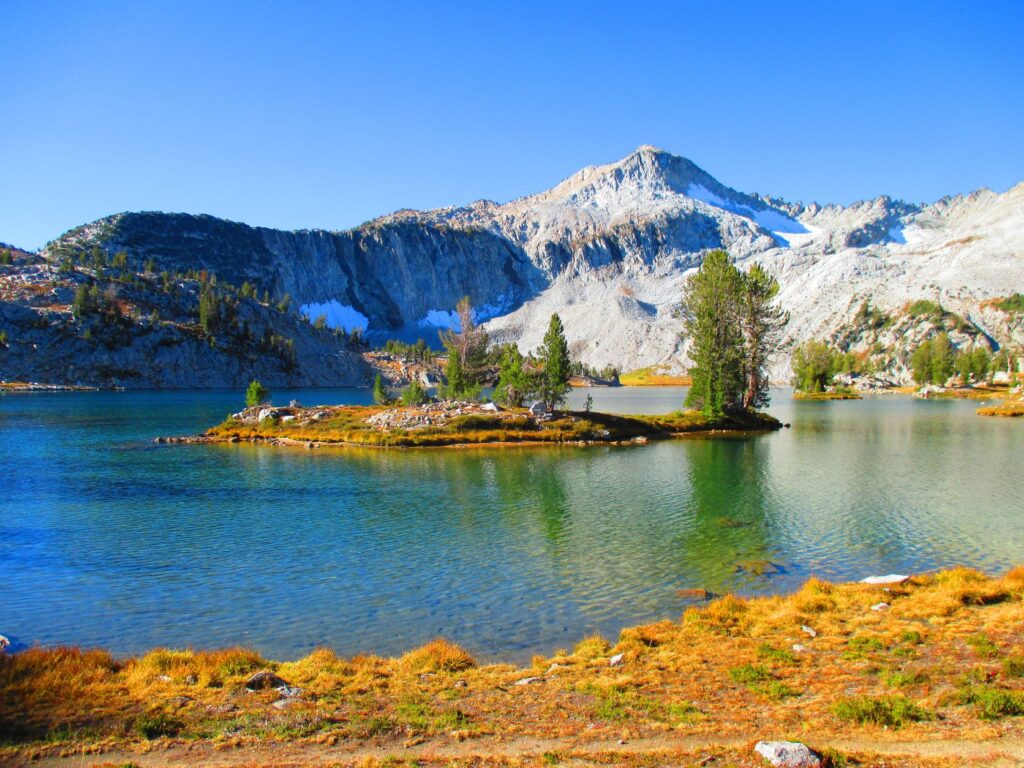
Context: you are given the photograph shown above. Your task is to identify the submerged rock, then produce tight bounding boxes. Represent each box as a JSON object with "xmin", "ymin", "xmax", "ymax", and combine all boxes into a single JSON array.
[{"xmin": 754, "ymin": 741, "xmax": 822, "ymax": 767}]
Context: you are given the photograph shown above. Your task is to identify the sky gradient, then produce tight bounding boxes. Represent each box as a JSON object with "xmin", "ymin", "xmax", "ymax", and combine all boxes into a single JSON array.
[{"xmin": 2, "ymin": 1, "xmax": 1022, "ymax": 250}]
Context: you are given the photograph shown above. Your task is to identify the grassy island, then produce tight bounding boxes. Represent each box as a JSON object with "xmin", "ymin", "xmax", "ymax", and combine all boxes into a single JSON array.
[
  {"xmin": 977, "ymin": 394, "xmax": 1024, "ymax": 417},
  {"xmin": 3, "ymin": 567, "xmax": 1024, "ymax": 767},
  {"xmin": 190, "ymin": 402, "xmax": 782, "ymax": 449},
  {"xmin": 792, "ymin": 390, "xmax": 863, "ymax": 401}
]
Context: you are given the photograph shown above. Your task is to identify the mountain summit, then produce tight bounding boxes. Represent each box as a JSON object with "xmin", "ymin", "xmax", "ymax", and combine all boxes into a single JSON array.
[{"xmin": 20, "ymin": 147, "xmax": 1024, "ymax": 386}]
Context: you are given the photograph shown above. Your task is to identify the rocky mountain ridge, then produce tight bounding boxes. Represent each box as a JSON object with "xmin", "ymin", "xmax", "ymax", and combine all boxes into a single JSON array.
[{"xmin": 7, "ymin": 146, "xmax": 1024, "ymax": 386}]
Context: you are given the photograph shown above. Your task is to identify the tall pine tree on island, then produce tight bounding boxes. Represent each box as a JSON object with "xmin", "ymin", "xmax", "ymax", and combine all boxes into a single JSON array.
[
  {"xmin": 537, "ymin": 313, "xmax": 571, "ymax": 410},
  {"xmin": 680, "ymin": 250, "xmax": 787, "ymax": 418},
  {"xmin": 681, "ymin": 250, "xmax": 745, "ymax": 418},
  {"xmin": 740, "ymin": 264, "xmax": 789, "ymax": 409}
]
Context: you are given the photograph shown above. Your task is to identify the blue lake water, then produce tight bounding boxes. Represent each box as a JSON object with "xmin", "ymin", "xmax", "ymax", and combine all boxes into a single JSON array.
[{"xmin": 1, "ymin": 386, "xmax": 1021, "ymax": 663}]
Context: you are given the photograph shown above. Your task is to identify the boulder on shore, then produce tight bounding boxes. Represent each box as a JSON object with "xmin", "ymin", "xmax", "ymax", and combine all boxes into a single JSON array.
[{"xmin": 754, "ymin": 741, "xmax": 822, "ymax": 767}]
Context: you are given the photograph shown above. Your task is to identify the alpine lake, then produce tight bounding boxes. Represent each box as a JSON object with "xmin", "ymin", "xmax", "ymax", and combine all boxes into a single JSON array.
[{"xmin": 2, "ymin": 386, "xmax": 1021, "ymax": 663}]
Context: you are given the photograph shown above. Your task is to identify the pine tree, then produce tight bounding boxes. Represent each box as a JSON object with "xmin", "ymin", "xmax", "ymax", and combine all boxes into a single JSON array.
[
  {"xmin": 444, "ymin": 346, "xmax": 468, "ymax": 399},
  {"xmin": 494, "ymin": 344, "xmax": 535, "ymax": 407},
  {"xmin": 198, "ymin": 285, "xmax": 220, "ymax": 334},
  {"xmin": 537, "ymin": 313, "xmax": 571, "ymax": 410},
  {"xmin": 680, "ymin": 250, "xmax": 745, "ymax": 417},
  {"xmin": 740, "ymin": 264, "xmax": 789, "ymax": 408},
  {"xmin": 910, "ymin": 341, "xmax": 933, "ymax": 385},
  {"xmin": 72, "ymin": 283, "xmax": 93, "ymax": 318},
  {"xmin": 930, "ymin": 333, "xmax": 954, "ymax": 385},
  {"xmin": 372, "ymin": 373, "xmax": 389, "ymax": 405},
  {"xmin": 245, "ymin": 380, "xmax": 269, "ymax": 407}
]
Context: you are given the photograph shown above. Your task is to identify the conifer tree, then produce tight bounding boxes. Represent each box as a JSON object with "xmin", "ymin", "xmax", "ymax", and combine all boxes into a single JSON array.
[
  {"xmin": 680, "ymin": 250, "xmax": 745, "ymax": 417},
  {"xmin": 372, "ymin": 373, "xmax": 389, "ymax": 405},
  {"xmin": 740, "ymin": 264, "xmax": 789, "ymax": 408},
  {"xmin": 537, "ymin": 313, "xmax": 571, "ymax": 410},
  {"xmin": 494, "ymin": 344, "xmax": 535, "ymax": 407},
  {"xmin": 245, "ymin": 380, "xmax": 269, "ymax": 407},
  {"xmin": 443, "ymin": 346, "xmax": 468, "ymax": 399}
]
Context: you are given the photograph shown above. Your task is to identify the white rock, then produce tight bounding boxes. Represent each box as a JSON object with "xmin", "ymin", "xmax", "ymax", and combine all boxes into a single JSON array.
[
  {"xmin": 859, "ymin": 574, "xmax": 909, "ymax": 585},
  {"xmin": 275, "ymin": 684, "xmax": 302, "ymax": 697},
  {"xmin": 800, "ymin": 625, "xmax": 817, "ymax": 638},
  {"xmin": 871, "ymin": 602, "xmax": 890, "ymax": 611},
  {"xmin": 609, "ymin": 653, "xmax": 624, "ymax": 667},
  {"xmin": 754, "ymin": 741, "xmax": 822, "ymax": 767},
  {"xmin": 514, "ymin": 676, "xmax": 543, "ymax": 686},
  {"xmin": 792, "ymin": 644, "xmax": 812, "ymax": 654}
]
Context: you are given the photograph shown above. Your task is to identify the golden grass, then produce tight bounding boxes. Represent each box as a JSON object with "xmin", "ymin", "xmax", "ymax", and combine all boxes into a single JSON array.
[
  {"xmin": 398, "ymin": 639, "xmax": 476, "ymax": 674},
  {"xmin": 3, "ymin": 567, "xmax": 1023, "ymax": 763},
  {"xmin": 619, "ymin": 366, "xmax": 692, "ymax": 386},
  {"xmin": 978, "ymin": 397, "xmax": 1024, "ymax": 417},
  {"xmin": 792, "ymin": 391, "xmax": 862, "ymax": 400}
]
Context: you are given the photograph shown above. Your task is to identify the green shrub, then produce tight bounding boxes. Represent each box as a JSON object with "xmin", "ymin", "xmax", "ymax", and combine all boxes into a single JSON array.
[
  {"xmin": 996, "ymin": 293, "xmax": 1024, "ymax": 313},
  {"xmin": 960, "ymin": 686, "xmax": 1024, "ymax": 719},
  {"xmin": 967, "ymin": 634, "xmax": 999, "ymax": 658},
  {"xmin": 881, "ymin": 668, "xmax": 929, "ymax": 688},
  {"xmin": 832, "ymin": 695, "xmax": 932, "ymax": 727},
  {"xmin": 757, "ymin": 643, "xmax": 798, "ymax": 664},
  {"xmin": 400, "ymin": 379, "xmax": 430, "ymax": 406},
  {"xmin": 134, "ymin": 712, "xmax": 183, "ymax": 739},
  {"xmin": 907, "ymin": 299, "xmax": 944, "ymax": 318},
  {"xmin": 1003, "ymin": 655, "xmax": 1024, "ymax": 678},
  {"xmin": 728, "ymin": 663, "xmax": 772, "ymax": 684}
]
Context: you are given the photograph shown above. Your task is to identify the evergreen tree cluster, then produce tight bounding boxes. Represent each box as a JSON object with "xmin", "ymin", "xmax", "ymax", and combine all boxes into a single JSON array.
[
  {"xmin": 911, "ymin": 333, "xmax": 991, "ymax": 385},
  {"xmin": 492, "ymin": 314, "xmax": 572, "ymax": 410},
  {"xmin": 789, "ymin": 340, "xmax": 872, "ymax": 392},
  {"xmin": 381, "ymin": 338, "xmax": 435, "ymax": 363},
  {"xmin": 680, "ymin": 251, "xmax": 788, "ymax": 417}
]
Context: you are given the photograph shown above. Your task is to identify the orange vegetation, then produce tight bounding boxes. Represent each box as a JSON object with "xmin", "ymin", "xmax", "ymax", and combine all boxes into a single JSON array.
[{"xmin": 2, "ymin": 568, "xmax": 1024, "ymax": 766}]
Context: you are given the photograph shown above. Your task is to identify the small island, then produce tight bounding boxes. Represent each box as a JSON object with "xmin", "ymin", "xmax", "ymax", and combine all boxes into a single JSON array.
[
  {"xmin": 977, "ymin": 392, "xmax": 1024, "ymax": 417},
  {"xmin": 185, "ymin": 401, "xmax": 781, "ymax": 449}
]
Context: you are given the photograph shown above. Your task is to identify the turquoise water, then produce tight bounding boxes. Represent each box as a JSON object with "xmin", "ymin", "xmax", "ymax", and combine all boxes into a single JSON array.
[{"xmin": 1, "ymin": 387, "xmax": 1021, "ymax": 662}]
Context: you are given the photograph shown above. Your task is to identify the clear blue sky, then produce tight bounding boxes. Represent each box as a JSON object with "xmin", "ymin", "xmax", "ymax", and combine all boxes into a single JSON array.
[{"xmin": 2, "ymin": 1, "xmax": 1022, "ymax": 250}]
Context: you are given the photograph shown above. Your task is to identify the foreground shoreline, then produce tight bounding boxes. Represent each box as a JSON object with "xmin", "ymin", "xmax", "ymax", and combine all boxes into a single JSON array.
[{"xmin": 3, "ymin": 567, "xmax": 1023, "ymax": 767}]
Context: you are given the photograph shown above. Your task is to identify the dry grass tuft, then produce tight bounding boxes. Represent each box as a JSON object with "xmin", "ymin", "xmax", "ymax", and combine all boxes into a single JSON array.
[
  {"xmin": 572, "ymin": 634, "xmax": 612, "ymax": 660},
  {"xmin": 398, "ymin": 638, "xmax": 476, "ymax": 674}
]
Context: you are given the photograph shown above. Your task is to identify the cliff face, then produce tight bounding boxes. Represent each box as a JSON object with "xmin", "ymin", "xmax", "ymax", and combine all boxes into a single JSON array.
[
  {"xmin": 51, "ymin": 214, "xmax": 540, "ymax": 333},
  {"xmin": 24, "ymin": 146, "xmax": 1024, "ymax": 384}
]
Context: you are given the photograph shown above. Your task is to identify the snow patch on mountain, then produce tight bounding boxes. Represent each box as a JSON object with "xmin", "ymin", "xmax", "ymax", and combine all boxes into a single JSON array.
[{"xmin": 300, "ymin": 301, "xmax": 368, "ymax": 332}]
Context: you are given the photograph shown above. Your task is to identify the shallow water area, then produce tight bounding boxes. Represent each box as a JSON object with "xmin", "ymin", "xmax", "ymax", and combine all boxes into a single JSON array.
[{"xmin": 1, "ymin": 386, "xmax": 1021, "ymax": 663}]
